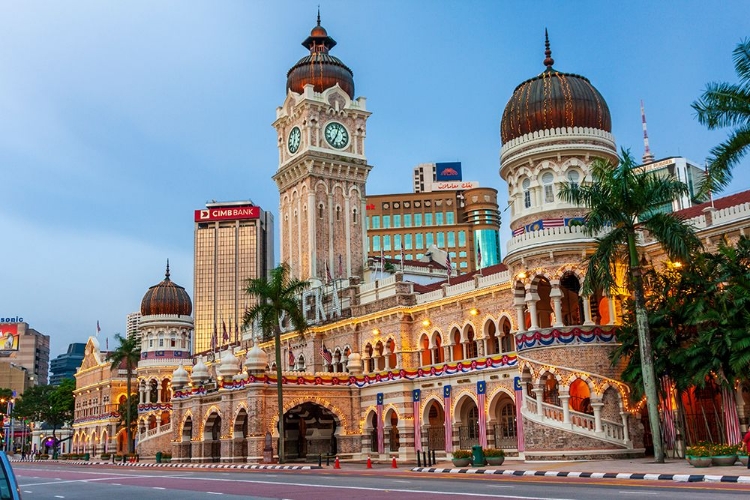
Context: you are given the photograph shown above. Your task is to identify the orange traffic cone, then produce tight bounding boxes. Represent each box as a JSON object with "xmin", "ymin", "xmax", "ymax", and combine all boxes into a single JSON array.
[
  {"xmin": 366, "ymin": 456, "xmax": 372, "ymax": 469},
  {"xmin": 391, "ymin": 456, "xmax": 398, "ymax": 468},
  {"xmin": 334, "ymin": 456, "xmax": 341, "ymax": 469}
]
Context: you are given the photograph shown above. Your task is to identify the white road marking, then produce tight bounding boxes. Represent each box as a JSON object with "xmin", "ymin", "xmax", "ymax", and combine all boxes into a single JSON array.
[
  {"xmin": 154, "ymin": 487, "xmax": 166, "ymax": 490},
  {"xmin": 618, "ymin": 493, "xmax": 659, "ymax": 496},
  {"xmin": 207, "ymin": 492, "xmax": 223, "ymax": 495}
]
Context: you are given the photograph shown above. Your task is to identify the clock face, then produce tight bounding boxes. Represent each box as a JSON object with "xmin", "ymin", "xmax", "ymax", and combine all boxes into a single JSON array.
[
  {"xmin": 324, "ymin": 122, "xmax": 349, "ymax": 149},
  {"xmin": 288, "ymin": 127, "xmax": 301, "ymax": 154}
]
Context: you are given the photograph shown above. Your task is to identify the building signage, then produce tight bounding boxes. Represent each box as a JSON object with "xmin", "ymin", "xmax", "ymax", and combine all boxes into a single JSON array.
[
  {"xmin": 434, "ymin": 181, "xmax": 479, "ymax": 191},
  {"xmin": 0, "ymin": 323, "xmax": 19, "ymax": 351},
  {"xmin": 194, "ymin": 206, "xmax": 260, "ymax": 222},
  {"xmin": 435, "ymin": 162, "xmax": 463, "ymax": 182},
  {"xmin": 0, "ymin": 317, "xmax": 23, "ymax": 323}
]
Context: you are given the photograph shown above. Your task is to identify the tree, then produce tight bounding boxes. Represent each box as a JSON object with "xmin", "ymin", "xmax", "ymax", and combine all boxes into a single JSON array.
[
  {"xmin": 692, "ymin": 38, "xmax": 750, "ymax": 195},
  {"xmin": 107, "ymin": 332, "xmax": 141, "ymax": 454},
  {"xmin": 558, "ymin": 149, "xmax": 701, "ymax": 463},
  {"xmin": 243, "ymin": 263, "xmax": 308, "ymax": 464},
  {"xmin": 13, "ymin": 378, "xmax": 75, "ymax": 454}
]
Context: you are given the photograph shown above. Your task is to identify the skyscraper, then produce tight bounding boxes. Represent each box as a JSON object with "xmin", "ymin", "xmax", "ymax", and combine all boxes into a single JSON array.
[
  {"xmin": 193, "ymin": 200, "xmax": 274, "ymax": 353},
  {"xmin": 126, "ymin": 312, "xmax": 141, "ymax": 340}
]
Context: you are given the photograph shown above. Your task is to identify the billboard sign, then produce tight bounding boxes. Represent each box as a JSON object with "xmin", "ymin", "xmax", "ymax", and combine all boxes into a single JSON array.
[
  {"xmin": 195, "ymin": 205, "xmax": 260, "ymax": 222},
  {"xmin": 435, "ymin": 162, "xmax": 462, "ymax": 182},
  {"xmin": 0, "ymin": 323, "xmax": 19, "ymax": 351}
]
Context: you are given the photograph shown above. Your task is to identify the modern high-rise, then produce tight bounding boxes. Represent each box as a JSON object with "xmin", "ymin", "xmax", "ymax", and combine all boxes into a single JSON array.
[
  {"xmin": 0, "ymin": 321, "xmax": 50, "ymax": 387},
  {"xmin": 126, "ymin": 312, "xmax": 141, "ymax": 340},
  {"xmin": 49, "ymin": 342, "xmax": 85, "ymax": 386},
  {"xmin": 193, "ymin": 200, "xmax": 274, "ymax": 353},
  {"xmin": 365, "ymin": 187, "xmax": 501, "ymax": 272}
]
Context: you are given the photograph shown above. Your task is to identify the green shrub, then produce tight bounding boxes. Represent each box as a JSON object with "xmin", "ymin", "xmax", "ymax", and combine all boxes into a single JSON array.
[
  {"xmin": 712, "ymin": 443, "xmax": 740, "ymax": 456},
  {"xmin": 483, "ymin": 448, "xmax": 505, "ymax": 457},
  {"xmin": 686, "ymin": 443, "xmax": 712, "ymax": 457},
  {"xmin": 452, "ymin": 449, "xmax": 471, "ymax": 459}
]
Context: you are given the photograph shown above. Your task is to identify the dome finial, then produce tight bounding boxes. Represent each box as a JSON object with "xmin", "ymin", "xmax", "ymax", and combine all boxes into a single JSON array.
[
  {"xmin": 165, "ymin": 259, "xmax": 171, "ymax": 280},
  {"xmin": 317, "ymin": 6, "xmax": 321, "ymax": 26},
  {"xmin": 544, "ymin": 28, "xmax": 555, "ymax": 69}
]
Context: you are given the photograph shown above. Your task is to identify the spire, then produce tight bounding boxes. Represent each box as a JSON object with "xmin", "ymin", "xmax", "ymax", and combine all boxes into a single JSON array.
[
  {"xmin": 641, "ymin": 100, "xmax": 655, "ymax": 163},
  {"xmin": 543, "ymin": 28, "xmax": 555, "ymax": 69},
  {"xmin": 317, "ymin": 5, "xmax": 321, "ymax": 26},
  {"xmin": 165, "ymin": 259, "xmax": 171, "ymax": 281}
]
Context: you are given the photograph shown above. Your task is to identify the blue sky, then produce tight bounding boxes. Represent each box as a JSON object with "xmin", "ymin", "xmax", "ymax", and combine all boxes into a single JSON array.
[{"xmin": 2, "ymin": 1, "xmax": 749, "ymax": 358}]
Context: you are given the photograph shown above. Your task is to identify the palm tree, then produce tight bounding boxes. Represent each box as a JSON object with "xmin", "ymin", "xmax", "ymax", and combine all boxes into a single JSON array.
[
  {"xmin": 108, "ymin": 332, "xmax": 141, "ymax": 454},
  {"xmin": 692, "ymin": 38, "xmax": 750, "ymax": 195},
  {"xmin": 243, "ymin": 263, "xmax": 308, "ymax": 464},
  {"xmin": 558, "ymin": 148, "xmax": 701, "ymax": 463}
]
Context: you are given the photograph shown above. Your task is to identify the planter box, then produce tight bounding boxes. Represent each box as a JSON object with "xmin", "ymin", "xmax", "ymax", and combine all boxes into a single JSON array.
[
  {"xmin": 711, "ymin": 454, "xmax": 737, "ymax": 466},
  {"xmin": 686, "ymin": 456, "xmax": 712, "ymax": 468},
  {"xmin": 451, "ymin": 458, "xmax": 471, "ymax": 467},
  {"xmin": 486, "ymin": 456, "xmax": 505, "ymax": 466},
  {"xmin": 739, "ymin": 455, "xmax": 748, "ymax": 466}
]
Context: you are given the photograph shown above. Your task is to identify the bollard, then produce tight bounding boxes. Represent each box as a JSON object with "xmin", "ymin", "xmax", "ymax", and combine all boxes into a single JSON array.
[
  {"xmin": 318, "ymin": 454, "xmax": 322, "ymax": 467},
  {"xmin": 391, "ymin": 456, "xmax": 398, "ymax": 468},
  {"xmin": 326, "ymin": 454, "xmax": 331, "ymax": 466},
  {"xmin": 367, "ymin": 455, "xmax": 372, "ymax": 469},
  {"xmin": 417, "ymin": 452, "xmax": 421, "ymax": 468},
  {"xmin": 431, "ymin": 449, "xmax": 436, "ymax": 466},
  {"xmin": 334, "ymin": 456, "xmax": 341, "ymax": 469},
  {"xmin": 423, "ymin": 450, "xmax": 428, "ymax": 467}
]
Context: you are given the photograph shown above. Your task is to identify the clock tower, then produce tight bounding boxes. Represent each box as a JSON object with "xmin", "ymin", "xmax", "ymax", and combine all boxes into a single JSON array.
[{"xmin": 273, "ymin": 15, "xmax": 372, "ymax": 281}]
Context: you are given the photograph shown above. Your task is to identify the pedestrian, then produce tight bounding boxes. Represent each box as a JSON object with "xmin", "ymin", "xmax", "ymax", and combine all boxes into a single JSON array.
[{"xmin": 743, "ymin": 429, "xmax": 750, "ymax": 469}]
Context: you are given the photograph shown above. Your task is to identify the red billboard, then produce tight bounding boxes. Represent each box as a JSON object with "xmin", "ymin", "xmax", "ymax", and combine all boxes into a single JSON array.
[
  {"xmin": 0, "ymin": 323, "xmax": 19, "ymax": 351},
  {"xmin": 194, "ymin": 205, "xmax": 260, "ymax": 222}
]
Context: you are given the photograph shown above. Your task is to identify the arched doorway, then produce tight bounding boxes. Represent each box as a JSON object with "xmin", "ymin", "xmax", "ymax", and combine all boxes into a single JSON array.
[
  {"xmin": 456, "ymin": 396, "xmax": 480, "ymax": 449},
  {"xmin": 234, "ymin": 409, "xmax": 249, "ymax": 462},
  {"xmin": 182, "ymin": 416, "xmax": 193, "ymax": 460},
  {"xmin": 569, "ymin": 378, "xmax": 592, "ymax": 414},
  {"xmin": 560, "ymin": 272, "xmax": 583, "ymax": 326},
  {"xmin": 491, "ymin": 394, "xmax": 517, "ymax": 449},
  {"xmin": 485, "ymin": 320, "xmax": 498, "ymax": 355},
  {"xmin": 368, "ymin": 411, "xmax": 380, "ymax": 453},
  {"xmin": 425, "ymin": 400, "xmax": 445, "ymax": 450},
  {"xmin": 204, "ymin": 412, "xmax": 221, "ymax": 462},
  {"xmin": 386, "ymin": 410, "xmax": 400, "ymax": 452},
  {"xmin": 283, "ymin": 402, "xmax": 339, "ymax": 459}
]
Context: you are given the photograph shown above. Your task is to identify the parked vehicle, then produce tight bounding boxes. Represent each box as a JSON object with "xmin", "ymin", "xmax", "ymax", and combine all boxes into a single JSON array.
[{"xmin": 0, "ymin": 451, "xmax": 21, "ymax": 499}]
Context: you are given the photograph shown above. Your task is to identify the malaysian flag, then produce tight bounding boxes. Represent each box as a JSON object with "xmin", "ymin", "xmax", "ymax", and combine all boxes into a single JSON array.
[
  {"xmin": 443, "ymin": 385, "xmax": 452, "ymax": 453},
  {"xmin": 222, "ymin": 320, "xmax": 229, "ymax": 343},
  {"xmin": 477, "ymin": 243, "xmax": 482, "ymax": 267},
  {"xmin": 413, "ymin": 389, "xmax": 422, "ymax": 452},
  {"xmin": 543, "ymin": 218, "xmax": 565, "ymax": 228},
  {"xmin": 446, "ymin": 252, "xmax": 452, "ymax": 272},
  {"xmin": 288, "ymin": 349, "xmax": 295, "ymax": 369},
  {"xmin": 96, "ymin": 320, "xmax": 101, "ymax": 334},
  {"xmin": 512, "ymin": 227, "xmax": 525, "ymax": 236},
  {"xmin": 477, "ymin": 381, "xmax": 487, "ymax": 447},
  {"xmin": 377, "ymin": 393, "xmax": 385, "ymax": 454},
  {"xmin": 513, "ymin": 377, "xmax": 525, "ymax": 452},
  {"xmin": 325, "ymin": 261, "xmax": 333, "ymax": 284},
  {"xmin": 321, "ymin": 344, "xmax": 333, "ymax": 365}
]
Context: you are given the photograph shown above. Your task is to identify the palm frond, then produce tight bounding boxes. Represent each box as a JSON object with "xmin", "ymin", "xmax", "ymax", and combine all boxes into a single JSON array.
[
  {"xmin": 704, "ymin": 124, "xmax": 750, "ymax": 192},
  {"xmin": 733, "ymin": 37, "xmax": 750, "ymax": 84}
]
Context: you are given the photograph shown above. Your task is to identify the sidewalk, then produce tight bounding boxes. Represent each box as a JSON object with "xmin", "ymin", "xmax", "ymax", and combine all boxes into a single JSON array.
[{"xmin": 12, "ymin": 455, "xmax": 750, "ymax": 484}]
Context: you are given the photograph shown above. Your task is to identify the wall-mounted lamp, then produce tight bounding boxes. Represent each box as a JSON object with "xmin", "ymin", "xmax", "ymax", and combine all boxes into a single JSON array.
[
  {"xmin": 518, "ymin": 271, "xmax": 527, "ymax": 279},
  {"xmin": 373, "ymin": 328, "xmax": 380, "ymax": 336},
  {"xmin": 422, "ymin": 319, "xmax": 430, "ymax": 327},
  {"xmin": 469, "ymin": 308, "xmax": 479, "ymax": 316}
]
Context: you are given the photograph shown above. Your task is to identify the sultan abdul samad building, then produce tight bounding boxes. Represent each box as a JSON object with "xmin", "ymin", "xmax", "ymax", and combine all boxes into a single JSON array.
[{"xmin": 73, "ymin": 17, "xmax": 750, "ymax": 462}]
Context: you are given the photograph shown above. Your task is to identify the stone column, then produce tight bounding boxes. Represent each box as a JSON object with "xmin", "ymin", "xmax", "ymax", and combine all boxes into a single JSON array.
[
  {"xmin": 514, "ymin": 296, "xmax": 526, "ymax": 332},
  {"xmin": 443, "ymin": 345, "xmax": 451, "ymax": 363},
  {"xmin": 550, "ymin": 282, "xmax": 564, "ymax": 327},
  {"xmin": 606, "ymin": 292, "xmax": 617, "ymax": 325},
  {"xmin": 526, "ymin": 298, "xmax": 539, "ymax": 330},
  {"xmin": 532, "ymin": 385, "xmax": 545, "ymax": 416},
  {"xmin": 582, "ymin": 296, "xmax": 594, "ymax": 326},
  {"xmin": 620, "ymin": 410, "xmax": 630, "ymax": 443},
  {"xmin": 591, "ymin": 401, "xmax": 604, "ymax": 433},
  {"xmin": 559, "ymin": 389, "xmax": 571, "ymax": 424}
]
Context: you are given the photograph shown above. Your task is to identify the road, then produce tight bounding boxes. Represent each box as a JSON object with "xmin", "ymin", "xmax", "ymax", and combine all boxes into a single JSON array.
[{"xmin": 11, "ymin": 463, "xmax": 750, "ymax": 500}]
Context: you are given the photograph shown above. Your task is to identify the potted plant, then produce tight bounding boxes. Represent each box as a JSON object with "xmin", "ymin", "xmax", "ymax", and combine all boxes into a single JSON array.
[
  {"xmin": 451, "ymin": 449, "xmax": 472, "ymax": 467},
  {"xmin": 162, "ymin": 453, "xmax": 172, "ymax": 463},
  {"xmin": 483, "ymin": 448, "xmax": 505, "ymax": 466},
  {"xmin": 685, "ymin": 443, "xmax": 712, "ymax": 467},
  {"xmin": 738, "ymin": 445, "xmax": 748, "ymax": 466},
  {"xmin": 711, "ymin": 443, "xmax": 739, "ymax": 466}
]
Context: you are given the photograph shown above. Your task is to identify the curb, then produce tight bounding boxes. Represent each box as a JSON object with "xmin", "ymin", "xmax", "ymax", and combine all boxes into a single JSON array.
[
  {"xmin": 410, "ymin": 466, "xmax": 750, "ymax": 483},
  {"xmin": 11, "ymin": 459, "xmax": 320, "ymax": 470}
]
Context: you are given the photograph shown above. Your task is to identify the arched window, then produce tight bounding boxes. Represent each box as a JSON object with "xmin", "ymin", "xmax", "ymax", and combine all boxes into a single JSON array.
[
  {"xmin": 522, "ymin": 178, "xmax": 531, "ymax": 208},
  {"xmin": 352, "ymin": 208, "xmax": 358, "ymax": 224},
  {"xmin": 318, "ymin": 203, "xmax": 324, "ymax": 219},
  {"xmin": 542, "ymin": 172, "xmax": 555, "ymax": 203},
  {"xmin": 567, "ymin": 170, "xmax": 580, "ymax": 188},
  {"xmin": 336, "ymin": 206, "xmax": 341, "ymax": 221}
]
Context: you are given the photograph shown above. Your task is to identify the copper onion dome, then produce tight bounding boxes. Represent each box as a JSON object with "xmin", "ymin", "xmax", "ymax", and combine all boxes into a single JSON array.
[
  {"xmin": 286, "ymin": 12, "xmax": 355, "ymax": 98},
  {"xmin": 140, "ymin": 261, "xmax": 192, "ymax": 316},
  {"xmin": 501, "ymin": 30, "xmax": 612, "ymax": 144}
]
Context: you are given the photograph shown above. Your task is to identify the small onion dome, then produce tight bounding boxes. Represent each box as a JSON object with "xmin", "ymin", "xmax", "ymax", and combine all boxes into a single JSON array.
[
  {"xmin": 172, "ymin": 363, "xmax": 189, "ymax": 388},
  {"xmin": 244, "ymin": 344, "xmax": 269, "ymax": 373},
  {"xmin": 191, "ymin": 358, "xmax": 209, "ymax": 383},
  {"xmin": 500, "ymin": 30, "xmax": 611, "ymax": 144},
  {"xmin": 217, "ymin": 349, "xmax": 240, "ymax": 378},
  {"xmin": 140, "ymin": 260, "xmax": 192, "ymax": 316},
  {"xmin": 286, "ymin": 13, "xmax": 354, "ymax": 98},
  {"xmin": 346, "ymin": 351, "xmax": 363, "ymax": 375}
]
